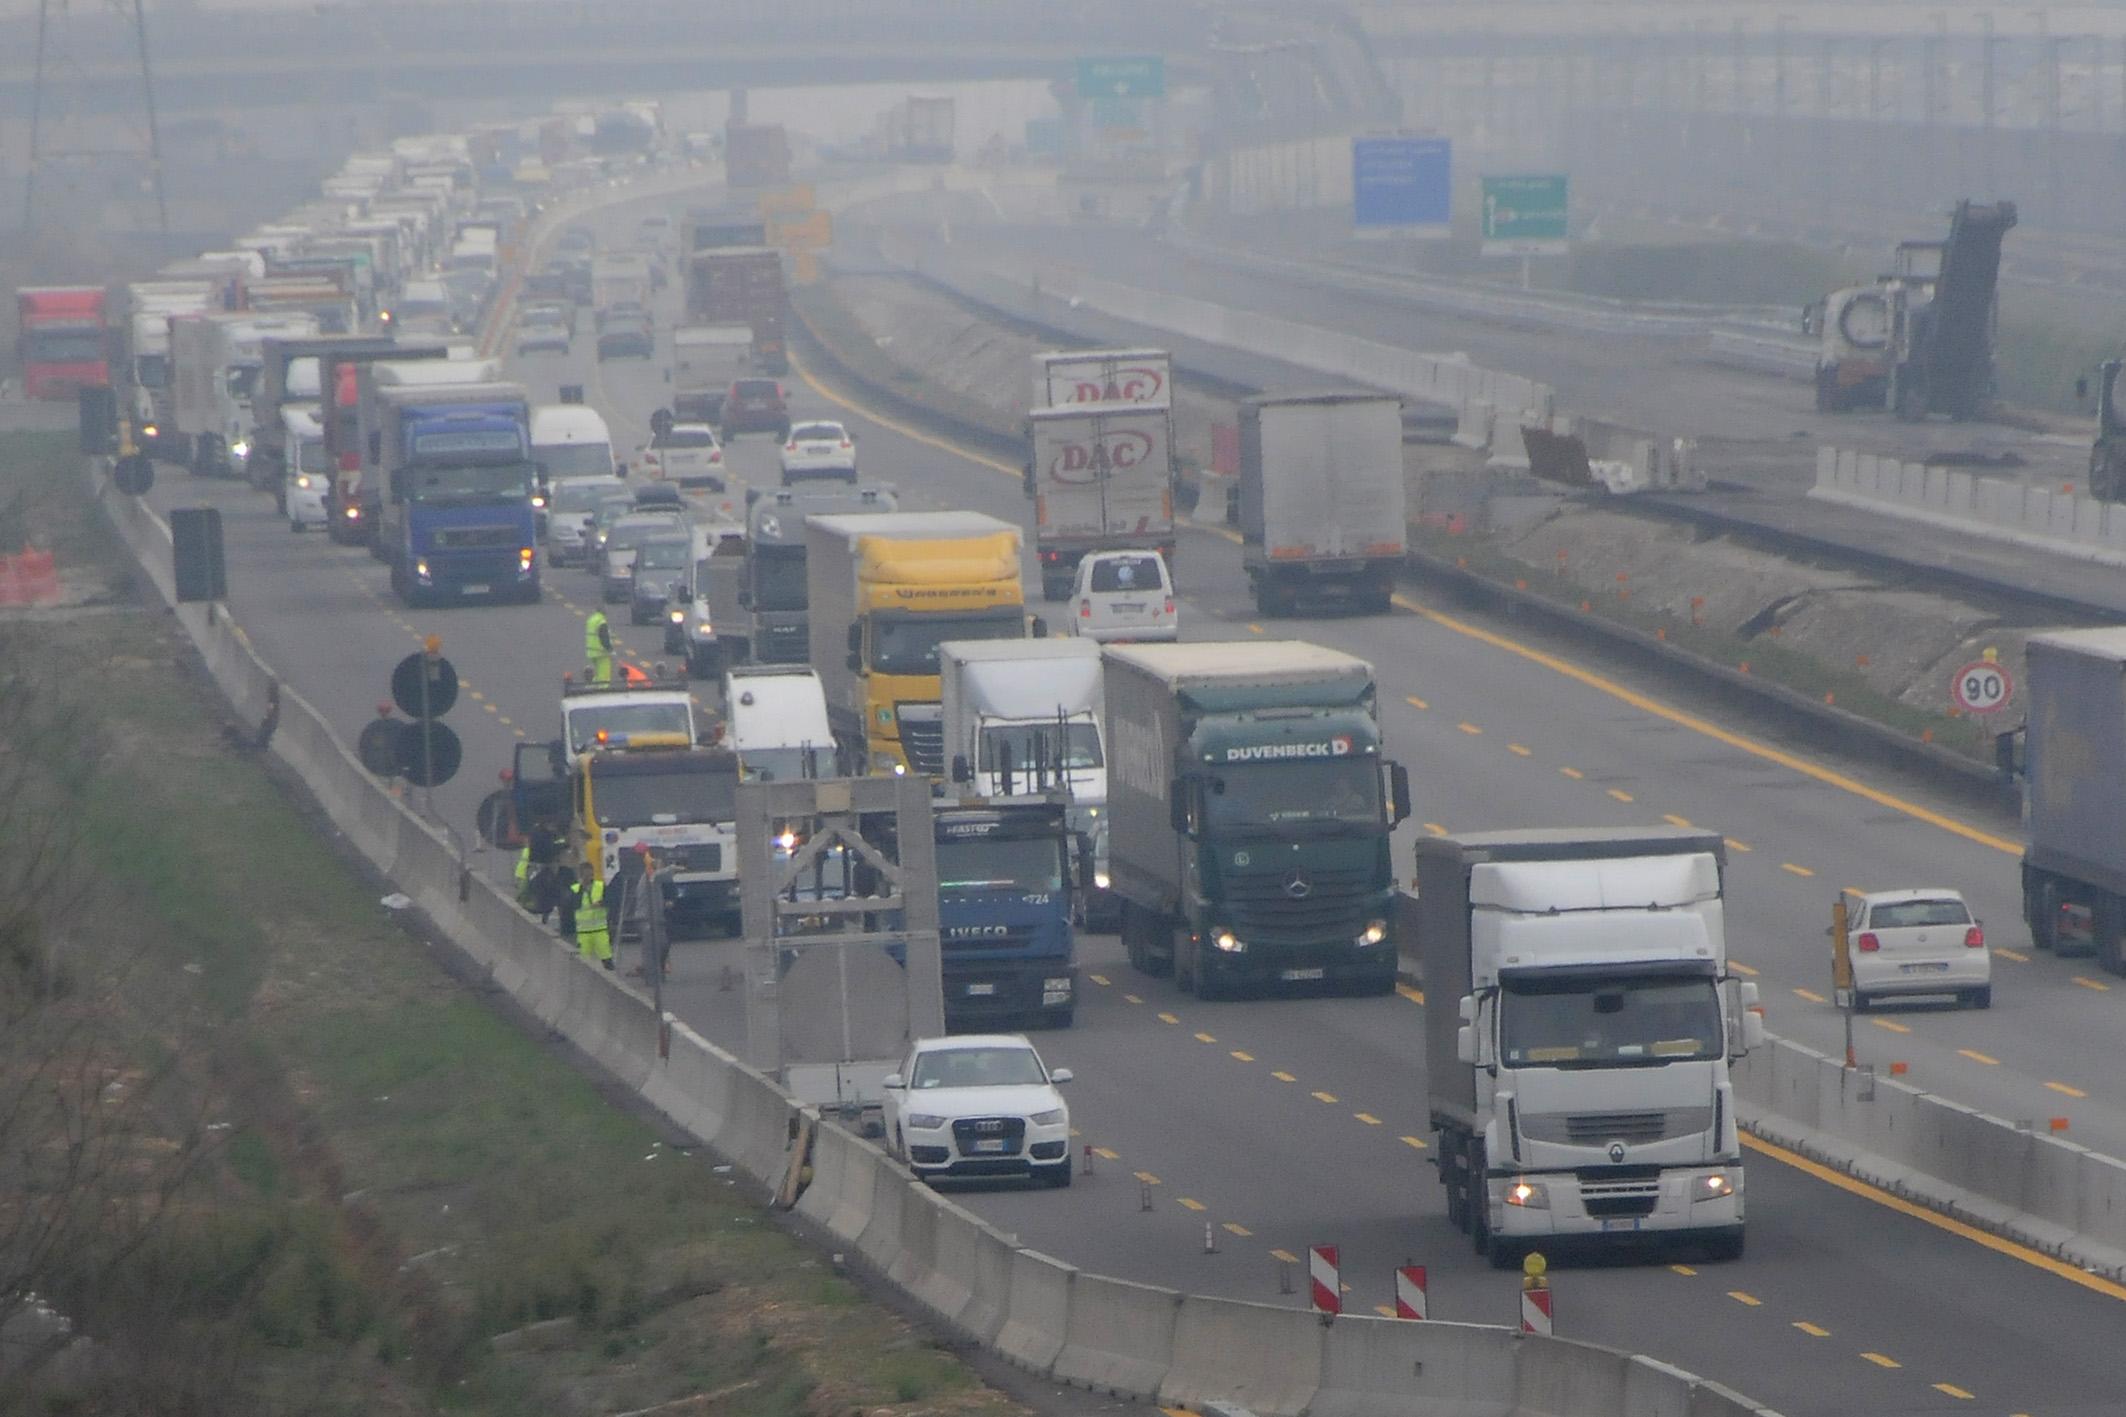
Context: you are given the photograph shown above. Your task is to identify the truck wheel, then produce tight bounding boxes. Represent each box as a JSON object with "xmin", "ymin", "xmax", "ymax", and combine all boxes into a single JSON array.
[
  {"xmin": 2028, "ymin": 875, "xmax": 2057, "ymax": 952},
  {"xmin": 1121, "ymin": 902, "xmax": 1171, "ymax": 978}
]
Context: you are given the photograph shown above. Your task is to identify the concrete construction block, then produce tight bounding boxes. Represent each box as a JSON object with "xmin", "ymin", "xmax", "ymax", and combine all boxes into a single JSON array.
[
  {"xmin": 1159, "ymin": 1295, "xmax": 1323, "ymax": 1417},
  {"xmin": 1488, "ymin": 419, "xmax": 1534, "ymax": 472},
  {"xmin": 996, "ymin": 1248, "xmax": 1075, "ymax": 1373},
  {"xmin": 2021, "ymin": 1130, "xmax": 2086, "ymax": 1236},
  {"xmin": 1513, "ymin": 1334, "xmax": 1633, "ymax": 1417},
  {"xmin": 793, "ymin": 1121, "xmax": 873, "ymax": 1242},
  {"xmin": 2076, "ymin": 1150, "xmax": 2126, "ymax": 1250},
  {"xmin": 1923, "ymin": 465, "xmax": 1950, "ymax": 507},
  {"xmin": 1453, "ymin": 400, "xmax": 1495, "ymax": 451},
  {"xmin": 1311, "ymin": 1317, "xmax": 1516, "ymax": 1417},
  {"xmin": 1853, "ymin": 455, "xmax": 1882, "ymax": 498},
  {"xmin": 951, "ymin": 1215, "xmax": 1019, "ymax": 1347},
  {"xmin": 1945, "ymin": 469, "xmax": 1974, "ymax": 514},
  {"xmin": 1899, "ymin": 462, "xmax": 1927, "ymax": 502},
  {"xmin": 2092, "ymin": 497, "xmax": 2122, "ymax": 543},
  {"xmin": 1050, "ymin": 1272, "xmax": 1182, "ymax": 1397},
  {"xmin": 723, "ymin": 1066, "xmax": 797, "ymax": 1187},
  {"xmin": 1815, "ymin": 446, "xmax": 1837, "ymax": 488},
  {"xmin": 891, "ymin": 1185, "xmax": 968, "ymax": 1328},
  {"xmin": 2023, "ymin": 486, "xmax": 2054, "ymax": 533},
  {"xmin": 2051, "ymin": 492, "xmax": 2080, "ymax": 539},
  {"xmin": 855, "ymin": 1164, "xmax": 910, "ymax": 1274},
  {"xmin": 1621, "ymin": 1353, "xmax": 1700, "ymax": 1417},
  {"xmin": 643, "ymin": 1021, "xmax": 738, "ymax": 1153},
  {"xmin": 1686, "ymin": 1378, "xmax": 1789, "ymax": 1417}
]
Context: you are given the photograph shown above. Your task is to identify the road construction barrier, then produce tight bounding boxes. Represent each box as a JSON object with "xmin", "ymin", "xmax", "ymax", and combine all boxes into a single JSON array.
[
  {"xmin": 0, "ymin": 549, "xmax": 62, "ymax": 606},
  {"xmin": 1309, "ymin": 1244, "xmax": 1341, "ymax": 1317},
  {"xmin": 1811, "ymin": 444, "xmax": 2126, "ymax": 569},
  {"xmin": 1394, "ymin": 1264, "xmax": 1427, "ymax": 1320},
  {"xmin": 1050, "ymin": 1272, "xmax": 1181, "ymax": 1395},
  {"xmin": 1162, "ymin": 1294, "xmax": 1323, "ymax": 1415}
]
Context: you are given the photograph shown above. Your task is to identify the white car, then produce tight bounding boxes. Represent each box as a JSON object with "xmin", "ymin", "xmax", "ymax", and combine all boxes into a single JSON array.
[
  {"xmin": 1066, "ymin": 550, "xmax": 1177, "ymax": 643},
  {"xmin": 637, "ymin": 422, "xmax": 726, "ymax": 491},
  {"xmin": 883, "ymin": 1034, "xmax": 1074, "ymax": 1187},
  {"xmin": 282, "ymin": 406, "xmax": 331, "ymax": 532},
  {"xmin": 544, "ymin": 475, "xmax": 626, "ymax": 566},
  {"xmin": 778, "ymin": 419, "xmax": 859, "ymax": 483},
  {"xmin": 1848, "ymin": 888, "xmax": 1991, "ymax": 1010}
]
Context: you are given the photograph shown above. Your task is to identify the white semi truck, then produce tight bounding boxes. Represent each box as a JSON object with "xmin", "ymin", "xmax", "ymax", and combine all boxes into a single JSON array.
[{"xmin": 1417, "ymin": 828, "xmax": 1762, "ymax": 1267}]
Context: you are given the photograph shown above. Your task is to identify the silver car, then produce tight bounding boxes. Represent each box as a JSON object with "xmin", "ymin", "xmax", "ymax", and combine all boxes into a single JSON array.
[
  {"xmin": 600, "ymin": 511, "xmax": 686, "ymax": 604},
  {"xmin": 628, "ymin": 535, "xmax": 692, "ymax": 624}
]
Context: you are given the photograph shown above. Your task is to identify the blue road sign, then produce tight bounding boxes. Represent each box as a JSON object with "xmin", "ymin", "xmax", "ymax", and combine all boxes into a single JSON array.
[{"xmin": 1352, "ymin": 136, "xmax": 1450, "ymax": 238}]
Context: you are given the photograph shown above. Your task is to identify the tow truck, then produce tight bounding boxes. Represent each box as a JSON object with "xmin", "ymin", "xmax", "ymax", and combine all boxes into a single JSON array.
[
  {"xmin": 557, "ymin": 667, "xmax": 700, "ymax": 772},
  {"xmin": 558, "ymin": 731, "xmax": 742, "ymax": 935}
]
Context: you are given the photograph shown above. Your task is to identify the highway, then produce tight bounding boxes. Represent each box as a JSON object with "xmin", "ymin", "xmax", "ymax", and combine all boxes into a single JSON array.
[{"xmin": 141, "ymin": 181, "xmax": 2126, "ymax": 1416}]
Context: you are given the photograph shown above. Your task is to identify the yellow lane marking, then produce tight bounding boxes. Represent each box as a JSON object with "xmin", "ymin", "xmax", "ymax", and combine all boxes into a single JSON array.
[
  {"xmin": 482, "ymin": 702, "xmax": 500, "ymax": 714},
  {"xmin": 1452, "ymin": 721, "xmax": 1482, "ymax": 737},
  {"xmin": 1157, "ymin": 1012, "xmax": 1180, "ymax": 1024},
  {"xmin": 512, "ymin": 727, "xmax": 527, "ymax": 738},
  {"xmin": 1841, "ymin": 885, "xmax": 1866, "ymax": 898},
  {"xmin": 1092, "ymin": 1147, "xmax": 1119, "ymax": 1160},
  {"xmin": 1194, "ymin": 1031, "xmax": 1216, "ymax": 1044},
  {"xmin": 1932, "ymin": 1384, "xmax": 1974, "ymax": 1401},
  {"xmin": 1869, "ymin": 1018, "xmax": 1910, "ymax": 1034},
  {"xmin": 1670, "ymin": 1264, "xmax": 1697, "ymax": 1277},
  {"xmin": 1177, "ymin": 1197, "xmax": 1207, "ymax": 1212},
  {"xmin": 468, "ymin": 689, "xmax": 486, "ymax": 701},
  {"xmin": 1422, "ymin": 821, "xmax": 1449, "ymax": 837},
  {"xmin": 498, "ymin": 715, "xmax": 513, "ymax": 727},
  {"xmin": 1743, "ymin": 1131, "xmax": 2126, "ymax": 1302},
  {"xmin": 1223, "ymin": 1222, "xmax": 1253, "ymax": 1237},
  {"xmin": 1606, "ymin": 788, "xmax": 1634, "ymax": 803},
  {"xmin": 1727, "ymin": 1291, "xmax": 1761, "ymax": 1306},
  {"xmin": 1400, "ymin": 1135, "xmax": 1429, "ymax": 1150},
  {"xmin": 1123, "ymin": 994, "xmax": 1144, "ymax": 1004},
  {"xmin": 1162, "ymin": 1408, "xmax": 1194, "ymax": 1417},
  {"xmin": 1794, "ymin": 988, "xmax": 1827, "ymax": 1004},
  {"xmin": 1781, "ymin": 862, "xmax": 1816, "ymax": 878},
  {"xmin": 1994, "ymin": 947, "xmax": 2029, "ymax": 963},
  {"xmin": 1793, "ymin": 1321, "xmax": 1830, "ymax": 1337},
  {"xmin": 1662, "ymin": 813, "xmax": 1693, "ymax": 828},
  {"xmin": 1354, "ymin": 1112, "xmax": 1382, "ymax": 1126},
  {"xmin": 1859, "ymin": 1352, "xmax": 1901, "ymax": 1369},
  {"xmin": 1230, "ymin": 1050, "xmax": 1254, "ymax": 1062},
  {"xmin": 1387, "ymin": 592, "xmax": 2024, "ymax": 857},
  {"xmin": 1508, "ymin": 743, "xmax": 1532, "ymax": 757},
  {"xmin": 1089, "ymin": 973, "xmax": 1110, "ymax": 986},
  {"xmin": 1272, "ymin": 1071, "xmax": 1297, "ymax": 1083},
  {"xmin": 1374, "ymin": 1304, "xmax": 1398, "ymax": 1317},
  {"xmin": 1405, "ymin": 694, "xmax": 1429, "ymax": 709},
  {"xmin": 1134, "ymin": 1171, "xmax": 1161, "ymax": 1186},
  {"xmin": 1396, "ymin": 984, "xmax": 1425, "ymax": 1004},
  {"xmin": 1559, "ymin": 767, "xmax": 1584, "ymax": 779},
  {"xmin": 2047, "ymin": 1081, "xmax": 2088, "ymax": 1098},
  {"xmin": 1958, "ymin": 1048, "xmax": 2000, "ymax": 1066},
  {"xmin": 1310, "ymin": 1090, "xmax": 1339, "ymax": 1104},
  {"xmin": 1730, "ymin": 962, "xmax": 1760, "ymax": 977},
  {"xmin": 1246, "ymin": 623, "xmax": 1265, "ymax": 635},
  {"xmin": 1269, "ymin": 1248, "xmax": 1300, "ymax": 1264},
  {"xmin": 1724, "ymin": 837, "xmax": 1752, "ymax": 852},
  {"xmin": 2073, "ymin": 976, "xmax": 2111, "ymax": 992}
]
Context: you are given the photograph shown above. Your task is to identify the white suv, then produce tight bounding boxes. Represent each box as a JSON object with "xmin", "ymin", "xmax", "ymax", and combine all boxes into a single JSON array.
[
  {"xmin": 1848, "ymin": 888, "xmax": 1991, "ymax": 1010},
  {"xmin": 883, "ymin": 1035, "xmax": 1074, "ymax": 1187},
  {"xmin": 1067, "ymin": 550, "xmax": 1177, "ymax": 643}
]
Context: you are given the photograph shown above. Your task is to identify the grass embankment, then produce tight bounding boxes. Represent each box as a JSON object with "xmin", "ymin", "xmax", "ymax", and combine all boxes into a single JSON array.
[{"xmin": 0, "ymin": 431, "xmax": 1017, "ymax": 1415}]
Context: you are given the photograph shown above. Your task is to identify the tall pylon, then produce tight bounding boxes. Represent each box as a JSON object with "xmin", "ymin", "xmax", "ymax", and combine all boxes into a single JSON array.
[{"xmin": 23, "ymin": 0, "xmax": 169, "ymax": 235}]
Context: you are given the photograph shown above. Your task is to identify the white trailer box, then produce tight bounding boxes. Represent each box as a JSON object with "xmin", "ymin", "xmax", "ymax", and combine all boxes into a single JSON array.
[
  {"xmin": 1033, "ymin": 348, "xmax": 1171, "ymax": 409},
  {"xmin": 1026, "ymin": 400, "xmax": 1175, "ymax": 598},
  {"xmin": 1238, "ymin": 390, "xmax": 1407, "ymax": 615}
]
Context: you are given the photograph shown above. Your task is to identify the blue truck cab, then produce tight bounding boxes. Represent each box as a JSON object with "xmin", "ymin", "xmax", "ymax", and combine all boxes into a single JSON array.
[
  {"xmin": 931, "ymin": 796, "xmax": 1085, "ymax": 1030},
  {"xmin": 368, "ymin": 375, "xmax": 540, "ymax": 606}
]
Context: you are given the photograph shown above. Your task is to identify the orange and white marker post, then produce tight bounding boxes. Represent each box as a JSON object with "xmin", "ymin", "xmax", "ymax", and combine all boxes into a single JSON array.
[
  {"xmin": 1520, "ymin": 1252, "xmax": 1553, "ymax": 1335},
  {"xmin": 1309, "ymin": 1245, "xmax": 1340, "ymax": 1319},
  {"xmin": 1394, "ymin": 1264, "xmax": 1428, "ymax": 1320}
]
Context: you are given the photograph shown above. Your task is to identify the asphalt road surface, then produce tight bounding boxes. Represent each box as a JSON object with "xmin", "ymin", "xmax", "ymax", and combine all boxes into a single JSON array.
[{"xmin": 138, "ymin": 180, "xmax": 2126, "ymax": 1417}]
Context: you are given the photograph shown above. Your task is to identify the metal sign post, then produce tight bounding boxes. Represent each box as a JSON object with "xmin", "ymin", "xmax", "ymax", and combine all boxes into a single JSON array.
[{"xmin": 1830, "ymin": 895, "xmax": 1856, "ymax": 1067}]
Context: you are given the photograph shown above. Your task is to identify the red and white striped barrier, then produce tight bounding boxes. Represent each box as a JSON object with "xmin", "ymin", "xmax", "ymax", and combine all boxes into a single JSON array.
[
  {"xmin": 1309, "ymin": 1245, "xmax": 1340, "ymax": 1317},
  {"xmin": 1520, "ymin": 1283, "xmax": 1554, "ymax": 1336},
  {"xmin": 1393, "ymin": 1264, "xmax": 1427, "ymax": 1320}
]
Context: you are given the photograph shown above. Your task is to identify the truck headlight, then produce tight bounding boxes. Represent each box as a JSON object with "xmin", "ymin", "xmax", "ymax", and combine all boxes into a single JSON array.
[
  {"xmin": 1695, "ymin": 1173, "xmax": 1735, "ymax": 1201},
  {"xmin": 230, "ymin": 439, "xmax": 250, "ymax": 460},
  {"xmin": 519, "ymin": 547, "xmax": 535, "ymax": 569},
  {"xmin": 1356, "ymin": 918, "xmax": 1389, "ymax": 946},
  {"xmin": 905, "ymin": 1114, "xmax": 946, "ymax": 1131},
  {"xmin": 1505, "ymin": 1179, "xmax": 1549, "ymax": 1209},
  {"xmin": 141, "ymin": 423, "xmax": 158, "ymax": 438},
  {"xmin": 669, "ymin": 607, "xmax": 686, "ymax": 623},
  {"xmin": 1210, "ymin": 927, "xmax": 1244, "ymax": 953},
  {"xmin": 414, "ymin": 559, "xmax": 431, "ymax": 582},
  {"xmin": 1093, "ymin": 870, "xmax": 1110, "ymax": 890},
  {"xmin": 295, "ymin": 474, "xmax": 313, "ymax": 490},
  {"xmin": 1030, "ymin": 1108, "xmax": 1066, "ymax": 1126}
]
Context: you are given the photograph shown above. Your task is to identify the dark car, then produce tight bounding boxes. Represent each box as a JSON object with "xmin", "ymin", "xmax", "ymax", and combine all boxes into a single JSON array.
[
  {"xmin": 720, "ymin": 377, "xmax": 791, "ymax": 440},
  {"xmin": 630, "ymin": 482, "xmax": 685, "ymax": 510},
  {"xmin": 597, "ymin": 319, "xmax": 654, "ymax": 361},
  {"xmin": 627, "ymin": 535, "xmax": 692, "ymax": 624},
  {"xmin": 524, "ymin": 266, "xmax": 571, "ymax": 301}
]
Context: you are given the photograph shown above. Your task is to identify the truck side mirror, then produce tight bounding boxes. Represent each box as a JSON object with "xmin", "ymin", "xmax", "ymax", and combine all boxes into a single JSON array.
[
  {"xmin": 1455, "ymin": 1024, "xmax": 1476, "ymax": 1066},
  {"xmin": 1167, "ymin": 778, "xmax": 1192, "ymax": 835},
  {"xmin": 1029, "ymin": 616, "xmax": 1047, "ymax": 639},
  {"xmin": 1457, "ymin": 993, "xmax": 1477, "ymax": 1024},
  {"xmin": 2077, "ymin": 376, "xmax": 2090, "ymax": 404},
  {"xmin": 950, "ymin": 753, "xmax": 971, "ymax": 784},
  {"xmin": 847, "ymin": 623, "xmax": 862, "ymax": 655},
  {"xmin": 1075, "ymin": 831, "xmax": 1095, "ymax": 891},
  {"xmin": 1729, "ymin": 980, "xmax": 1764, "ymax": 1057},
  {"xmin": 846, "ymin": 652, "xmax": 861, "ymax": 673},
  {"xmin": 1388, "ymin": 762, "xmax": 1411, "ymax": 825}
]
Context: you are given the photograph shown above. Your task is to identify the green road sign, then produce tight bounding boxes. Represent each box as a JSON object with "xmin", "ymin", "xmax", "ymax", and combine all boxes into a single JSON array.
[
  {"xmin": 1480, "ymin": 174, "xmax": 1568, "ymax": 256},
  {"xmin": 1076, "ymin": 55, "xmax": 1165, "ymax": 100}
]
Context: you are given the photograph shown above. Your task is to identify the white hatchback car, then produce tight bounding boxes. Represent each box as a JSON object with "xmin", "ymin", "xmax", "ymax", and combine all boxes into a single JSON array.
[
  {"xmin": 1067, "ymin": 550, "xmax": 1177, "ymax": 643},
  {"xmin": 1849, "ymin": 888, "xmax": 1991, "ymax": 1010},
  {"xmin": 637, "ymin": 423, "xmax": 726, "ymax": 491},
  {"xmin": 778, "ymin": 419, "xmax": 859, "ymax": 483},
  {"xmin": 883, "ymin": 1034, "xmax": 1074, "ymax": 1187}
]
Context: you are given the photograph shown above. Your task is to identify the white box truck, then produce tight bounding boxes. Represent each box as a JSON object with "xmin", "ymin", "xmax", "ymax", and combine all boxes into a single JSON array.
[
  {"xmin": 1033, "ymin": 348, "xmax": 1172, "ymax": 409},
  {"xmin": 1416, "ymin": 828, "xmax": 1762, "ymax": 1267},
  {"xmin": 1025, "ymin": 401, "xmax": 1175, "ymax": 602},
  {"xmin": 1238, "ymin": 391, "xmax": 1407, "ymax": 615},
  {"xmin": 170, "ymin": 311, "xmax": 320, "ymax": 478}
]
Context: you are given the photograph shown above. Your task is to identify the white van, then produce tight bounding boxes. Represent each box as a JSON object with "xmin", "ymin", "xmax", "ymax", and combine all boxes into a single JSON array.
[
  {"xmin": 530, "ymin": 403, "xmax": 616, "ymax": 482},
  {"xmin": 723, "ymin": 666, "xmax": 834, "ymax": 782}
]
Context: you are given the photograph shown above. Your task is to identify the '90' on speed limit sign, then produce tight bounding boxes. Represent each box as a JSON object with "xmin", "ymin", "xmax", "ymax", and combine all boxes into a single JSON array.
[{"xmin": 1951, "ymin": 660, "xmax": 2013, "ymax": 714}]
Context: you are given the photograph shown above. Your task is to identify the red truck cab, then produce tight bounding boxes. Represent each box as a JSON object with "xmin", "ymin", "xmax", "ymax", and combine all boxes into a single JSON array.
[{"xmin": 15, "ymin": 286, "xmax": 111, "ymax": 400}]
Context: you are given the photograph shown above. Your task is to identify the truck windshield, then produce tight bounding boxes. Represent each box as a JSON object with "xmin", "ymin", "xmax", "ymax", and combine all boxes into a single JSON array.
[
  {"xmin": 135, "ymin": 353, "xmax": 169, "ymax": 389},
  {"xmin": 1203, "ymin": 759, "xmax": 1381, "ymax": 830},
  {"xmin": 296, "ymin": 439, "xmax": 332, "ymax": 475},
  {"xmin": 567, "ymin": 701, "xmax": 693, "ymax": 752},
  {"xmin": 25, "ymin": 331, "xmax": 106, "ymax": 362},
  {"xmin": 739, "ymin": 745, "xmax": 828, "ymax": 782},
  {"xmin": 979, "ymin": 722, "xmax": 1102, "ymax": 775},
  {"xmin": 590, "ymin": 767, "xmax": 737, "ymax": 826},
  {"xmin": 226, "ymin": 364, "xmax": 262, "ymax": 400},
  {"xmin": 751, "ymin": 547, "xmax": 808, "ymax": 611},
  {"xmin": 406, "ymin": 460, "xmax": 537, "ymax": 505},
  {"xmin": 537, "ymin": 445, "xmax": 614, "ymax": 479},
  {"xmin": 936, "ymin": 834, "xmax": 1064, "ymax": 893},
  {"xmin": 872, "ymin": 613, "xmax": 1021, "ymax": 676},
  {"xmin": 1499, "ymin": 975, "xmax": 1723, "ymax": 1067}
]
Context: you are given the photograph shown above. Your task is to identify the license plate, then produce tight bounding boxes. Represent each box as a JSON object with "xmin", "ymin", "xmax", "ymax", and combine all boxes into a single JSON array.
[
  {"xmin": 461, "ymin": 583, "xmax": 490, "ymax": 595},
  {"xmin": 1600, "ymin": 1217, "xmax": 1642, "ymax": 1233},
  {"xmin": 972, "ymin": 1138, "xmax": 1007, "ymax": 1153},
  {"xmin": 1900, "ymin": 961, "xmax": 1950, "ymax": 974},
  {"xmin": 1281, "ymin": 967, "xmax": 1326, "ymax": 982},
  {"xmin": 966, "ymin": 982, "xmax": 996, "ymax": 997},
  {"xmin": 1111, "ymin": 602, "xmax": 1144, "ymax": 613}
]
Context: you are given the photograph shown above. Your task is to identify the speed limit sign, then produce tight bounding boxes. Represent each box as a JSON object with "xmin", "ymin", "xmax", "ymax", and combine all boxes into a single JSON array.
[{"xmin": 1952, "ymin": 660, "xmax": 2013, "ymax": 714}]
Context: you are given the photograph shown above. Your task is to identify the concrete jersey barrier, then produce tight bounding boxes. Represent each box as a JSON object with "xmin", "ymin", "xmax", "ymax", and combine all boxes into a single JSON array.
[{"xmin": 1811, "ymin": 443, "xmax": 2126, "ymax": 569}]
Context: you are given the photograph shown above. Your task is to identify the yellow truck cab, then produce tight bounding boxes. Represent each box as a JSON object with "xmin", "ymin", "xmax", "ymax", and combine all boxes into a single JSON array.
[
  {"xmin": 570, "ymin": 734, "xmax": 742, "ymax": 932},
  {"xmin": 803, "ymin": 511, "xmax": 1026, "ymax": 777}
]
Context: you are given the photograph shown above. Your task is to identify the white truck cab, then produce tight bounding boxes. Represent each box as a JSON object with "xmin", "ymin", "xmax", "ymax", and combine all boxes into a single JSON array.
[
  {"xmin": 723, "ymin": 666, "xmax": 834, "ymax": 782},
  {"xmin": 558, "ymin": 674, "xmax": 700, "ymax": 772}
]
